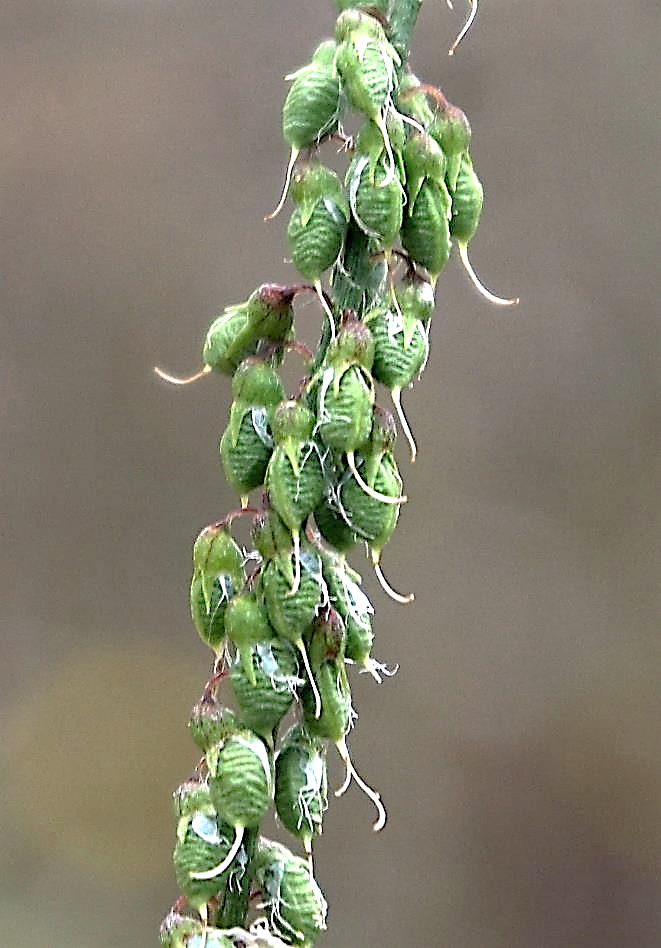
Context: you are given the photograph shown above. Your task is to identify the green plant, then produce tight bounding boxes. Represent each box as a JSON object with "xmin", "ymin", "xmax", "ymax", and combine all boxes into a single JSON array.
[{"xmin": 158, "ymin": 3, "xmax": 516, "ymax": 945}]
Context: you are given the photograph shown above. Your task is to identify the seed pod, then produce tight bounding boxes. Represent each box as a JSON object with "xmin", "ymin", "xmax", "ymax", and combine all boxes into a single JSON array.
[
  {"xmin": 400, "ymin": 177, "xmax": 452, "ymax": 283},
  {"xmin": 334, "ymin": 10, "xmax": 401, "ymax": 185},
  {"xmin": 316, "ymin": 315, "xmax": 375, "ymax": 458},
  {"xmin": 173, "ymin": 778, "xmax": 248, "ymax": 929},
  {"xmin": 365, "ymin": 305, "xmax": 429, "ymax": 461},
  {"xmin": 339, "ymin": 409, "xmax": 413, "ymax": 603},
  {"xmin": 313, "ymin": 487, "xmax": 358, "ymax": 552},
  {"xmin": 159, "ymin": 909, "xmax": 234, "ymax": 948},
  {"xmin": 449, "ymin": 152, "xmax": 519, "ymax": 306},
  {"xmin": 261, "ymin": 543, "xmax": 327, "ymax": 718},
  {"xmin": 224, "ymin": 591, "xmax": 274, "ymax": 687},
  {"xmin": 347, "ymin": 150, "xmax": 403, "ymax": 248},
  {"xmin": 319, "ymin": 548, "xmax": 392, "ymax": 682},
  {"xmin": 244, "ymin": 283, "xmax": 297, "ymax": 344},
  {"xmin": 394, "ymin": 271, "xmax": 436, "ymax": 342},
  {"xmin": 402, "ymin": 130, "xmax": 447, "ymax": 211},
  {"xmin": 254, "ymin": 838, "xmax": 328, "ymax": 945},
  {"xmin": 269, "ymin": 40, "xmax": 342, "ymax": 219},
  {"xmin": 228, "ymin": 358, "xmax": 285, "ymax": 443},
  {"xmin": 287, "ymin": 162, "xmax": 349, "ymax": 333},
  {"xmin": 219, "ymin": 408, "xmax": 273, "ymax": 507},
  {"xmin": 196, "ymin": 730, "xmax": 274, "ymax": 884},
  {"xmin": 302, "ymin": 609, "xmax": 386, "ymax": 831},
  {"xmin": 190, "ymin": 525, "xmax": 245, "ymax": 653},
  {"xmin": 230, "ymin": 638, "xmax": 302, "ymax": 745},
  {"xmin": 265, "ymin": 400, "xmax": 326, "ymax": 593},
  {"xmin": 251, "ymin": 505, "xmax": 298, "ymax": 589},
  {"xmin": 430, "ymin": 100, "xmax": 471, "ymax": 192},
  {"xmin": 396, "ymin": 71, "xmax": 436, "ymax": 130},
  {"xmin": 201, "ymin": 306, "xmax": 255, "ymax": 378},
  {"xmin": 188, "ymin": 695, "xmax": 240, "ymax": 753},
  {"xmin": 275, "ymin": 725, "xmax": 328, "ymax": 861}
]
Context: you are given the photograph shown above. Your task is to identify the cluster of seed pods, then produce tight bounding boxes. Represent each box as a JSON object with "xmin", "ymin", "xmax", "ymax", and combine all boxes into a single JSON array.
[{"xmin": 159, "ymin": 3, "xmax": 515, "ymax": 947}]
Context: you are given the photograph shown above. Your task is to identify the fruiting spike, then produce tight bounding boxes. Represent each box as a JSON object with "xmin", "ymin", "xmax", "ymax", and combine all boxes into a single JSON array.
[
  {"xmin": 154, "ymin": 364, "xmax": 211, "ymax": 385},
  {"xmin": 265, "ymin": 148, "xmax": 299, "ymax": 221},
  {"xmin": 391, "ymin": 387, "xmax": 417, "ymax": 463},
  {"xmin": 372, "ymin": 557, "xmax": 414, "ymax": 604},
  {"xmin": 346, "ymin": 450, "xmax": 407, "ymax": 505},
  {"xmin": 458, "ymin": 243, "xmax": 519, "ymax": 306},
  {"xmin": 335, "ymin": 736, "xmax": 387, "ymax": 832},
  {"xmin": 449, "ymin": 0, "xmax": 478, "ymax": 56},
  {"xmin": 191, "ymin": 824, "xmax": 245, "ymax": 881}
]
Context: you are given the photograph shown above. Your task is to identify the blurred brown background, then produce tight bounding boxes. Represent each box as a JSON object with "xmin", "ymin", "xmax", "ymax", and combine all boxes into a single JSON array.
[{"xmin": 1, "ymin": 1, "xmax": 659, "ymax": 945}]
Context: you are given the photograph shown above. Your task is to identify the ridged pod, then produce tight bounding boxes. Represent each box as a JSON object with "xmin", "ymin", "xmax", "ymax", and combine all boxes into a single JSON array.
[
  {"xmin": 230, "ymin": 639, "xmax": 302, "ymax": 743},
  {"xmin": 224, "ymin": 592, "xmax": 274, "ymax": 686},
  {"xmin": 338, "ymin": 453, "xmax": 402, "ymax": 548},
  {"xmin": 262, "ymin": 546, "xmax": 326, "ymax": 646},
  {"xmin": 367, "ymin": 306, "xmax": 429, "ymax": 391},
  {"xmin": 400, "ymin": 177, "xmax": 452, "ymax": 281},
  {"xmin": 316, "ymin": 364, "xmax": 374, "ymax": 454},
  {"xmin": 313, "ymin": 489, "xmax": 358, "ymax": 552},
  {"xmin": 449, "ymin": 151, "xmax": 483, "ymax": 244},
  {"xmin": 219, "ymin": 407, "xmax": 273, "ymax": 503},
  {"xmin": 275, "ymin": 725, "xmax": 328, "ymax": 854},
  {"xmin": 282, "ymin": 41, "xmax": 341, "ymax": 152},
  {"xmin": 347, "ymin": 153, "xmax": 403, "ymax": 246},
  {"xmin": 255, "ymin": 838, "xmax": 328, "ymax": 944},
  {"xmin": 207, "ymin": 731, "xmax": 274, "ymax": 831}
]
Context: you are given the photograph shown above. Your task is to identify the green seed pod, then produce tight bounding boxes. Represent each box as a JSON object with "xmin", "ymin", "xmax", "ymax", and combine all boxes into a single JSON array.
[
  {"xmin": 254, "ymin": 838, "xmax": 328, "ymax": 945},
  {"xmin": 430, "ymin": 101, "xmax": 471, "ymax": 192},
  {"xmin": 224, "ymin": 591, "xmax": 274, "ymax": 686},
  {"xmin": 201, "ymin": 307, "xmax": 255, "ymax": 377},
  {"xmin": 400, "ymin": 177, "xmax": 452, "ymax": 283},
  {"xmin": 208, "ymin": 729, "xmax": 274, "ymax": 839},
  {"xmin": 394, "ymin": 271, "xmax": 436, "ymax": 340},
  {"xmin": 261, "ymin": 544, "xmax": 327, "ymax": 718},
  {"xmin": 283, "ymin": 41, "xmax": 341, "ymax": 154},
  {"xmin": 313, "ymin": 488, "xmax": 358, "ymax": 552},
  {"xmin": 190, "ymin": 524, "xmax": 245, "ymax": 653},
  {"xmin": 230, "ymin": 638, "xmax": 302, "ymax": 745},
  {"xmin": 396, "ymin": 71, "xmax": 436, "ymax": 129},
  {"xmin": 251, "ymin": 505, "xmax": 298, "ymax": 589},
  {"xmin": 244, "ymin": 283, "xmax": 297, "ymax": 344},
  {"xmin": 347, "ymin": 151, "xmax": 404, "ymax": 247},
  {"xmin": 173, "ymin": 777, "xmax": 215, "ymax": 830},
  {"xmin": 302, "ymin": 609, "xmax": 387, "ymax": 830},
  {"xmin": 188, "ymin": 696, "xmax": 240, "ymax": 753},
  {"xmin": 159, "ymin": 910, "xmax": 234, "ymax": 948},
  {"xmin": 287, "ymin": 162, "xmax": 349, "ymax": 332},
  {"xmin": 402, "ymin": 130, "xmax": 447, "ymax": 211},
  {"xmin": 219, "ymin": 407, "xmax": 273, "ymax": 506},
  {"xmin": 320, "ymin": 549, "xmax": 387, "ymax": 680},
  {"xmin": 339, "ymin": 452, "xmax": 401, "ymax": 547},
  {"xmin": 173, "ymin": 782, "xmax": 247, "ymax": 918},
  {"xmin": 228, "ymin": 357, "xmax": 284, "ymax": 443},
  {"xmin": 448, "ymin": 153, "xmax": 519, "ymax": 307},
  {"xmin": 275, "ymin": 725, "xmax": 328, "ymax": 859},
  {"xmin": 265, "ymin": 400, "xmax": 326, "ymax": 593},
  {"xmin": 268, "ymin": 40, "xmax": 342, "ymax": 220},
  {"xmin": 365, "ymin": 305, "xmax": 429, "ymax": 460}
]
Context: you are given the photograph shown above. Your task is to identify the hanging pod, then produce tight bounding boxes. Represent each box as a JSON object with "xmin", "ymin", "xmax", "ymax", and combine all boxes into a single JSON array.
[
  {"xmin": 400, "ymin": 176, "xmax": 453, "ymax": 284},
  {"xmin": 315, "ymin": 315, "xmax": 376, "ymax": 485},
  {"xmin": 155, "ymin": 286, "xmax": 296, "ymax": 386},
  {"xmin": 338, "ymin": 407, "xmax": 414, "ymax": 603},
  {"xmin": 365, "ymin": 305, "xmax": 430, "ymax": 462},
  {"xmin": 254, "ymin": 838, "xmax": 328, "ymax": 946},
  {"xmin": 394, "ymin": 270, "xmax": 436, "ymax": 340},
  {"xmin": 261, "ymin": 542, "xmax": 328, "ymax": 719},
  {"xmin": 251, "ymin": 505, "xmax": 299, "ymax": 590},
  {"xmin": 286, "ymin": 162, "xmax": 349, "ymax": 335},
  {"xmin": 402, "ymin": 130, "xmax": 447, "ymax": 213},
  {"xmin": 346, "ymin": 145, "xmax": 404, "ymax": 250},
  {"xmin": 229, "ymin": 638, "xmax": 303, "ymax": 747},
  {"xmin": 275, "ymin": 724, "xmax": 328, "ymax": 866},
  {"xmin": 334, "ymin": 9, "xmax": 401, "ymax": 185},
  {"xmin": 193, "ymin": 729, "xmax": 274, "ymax": 885},
  {"xmin": 313, "ymin": 485, "xmax": 359, "ymax": 553},
  {"xmin": 268, "ymin": 40, "xmax": 342, "ymax": 220},
  {"xmin": 172, "ymin": 778, "xmax": 250, "ymax": 945},
  {"xmin": 449, "ymin": 152, "xmax": 519, "ymax": 306},
  {"xmin": 189, "ymin": 697, "xmax": 240, "ymax": 754},
  {"xmin": 189, "ymin": 524, "xmax": 245, "ymax": 654},
  {"xmin": 264, "ymin": 400, "xmax": 327, "ymax": 594},
  {"xmin": 218, "ymin": 358, "xmax": 284, "ymax": 506},
  {"xmin": 223, "ymin": 591, "xmax": 275, "ymax": 687},
  {"xmin": 302, "ymin": 608, "xmax": 387, "ymax": 831},
  {"xmin": 319, "ymin": 546, "xmax": 394, "ymax": 682},
  {"xmin": 426, "ymin": 93, "xmax": 471, "ymax": 192}
]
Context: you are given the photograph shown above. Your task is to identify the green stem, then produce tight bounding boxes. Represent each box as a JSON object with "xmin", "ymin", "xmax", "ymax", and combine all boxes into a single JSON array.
[{"xmin": 388, "ymin": 0, "xmax": 423, "ymax": 59}]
